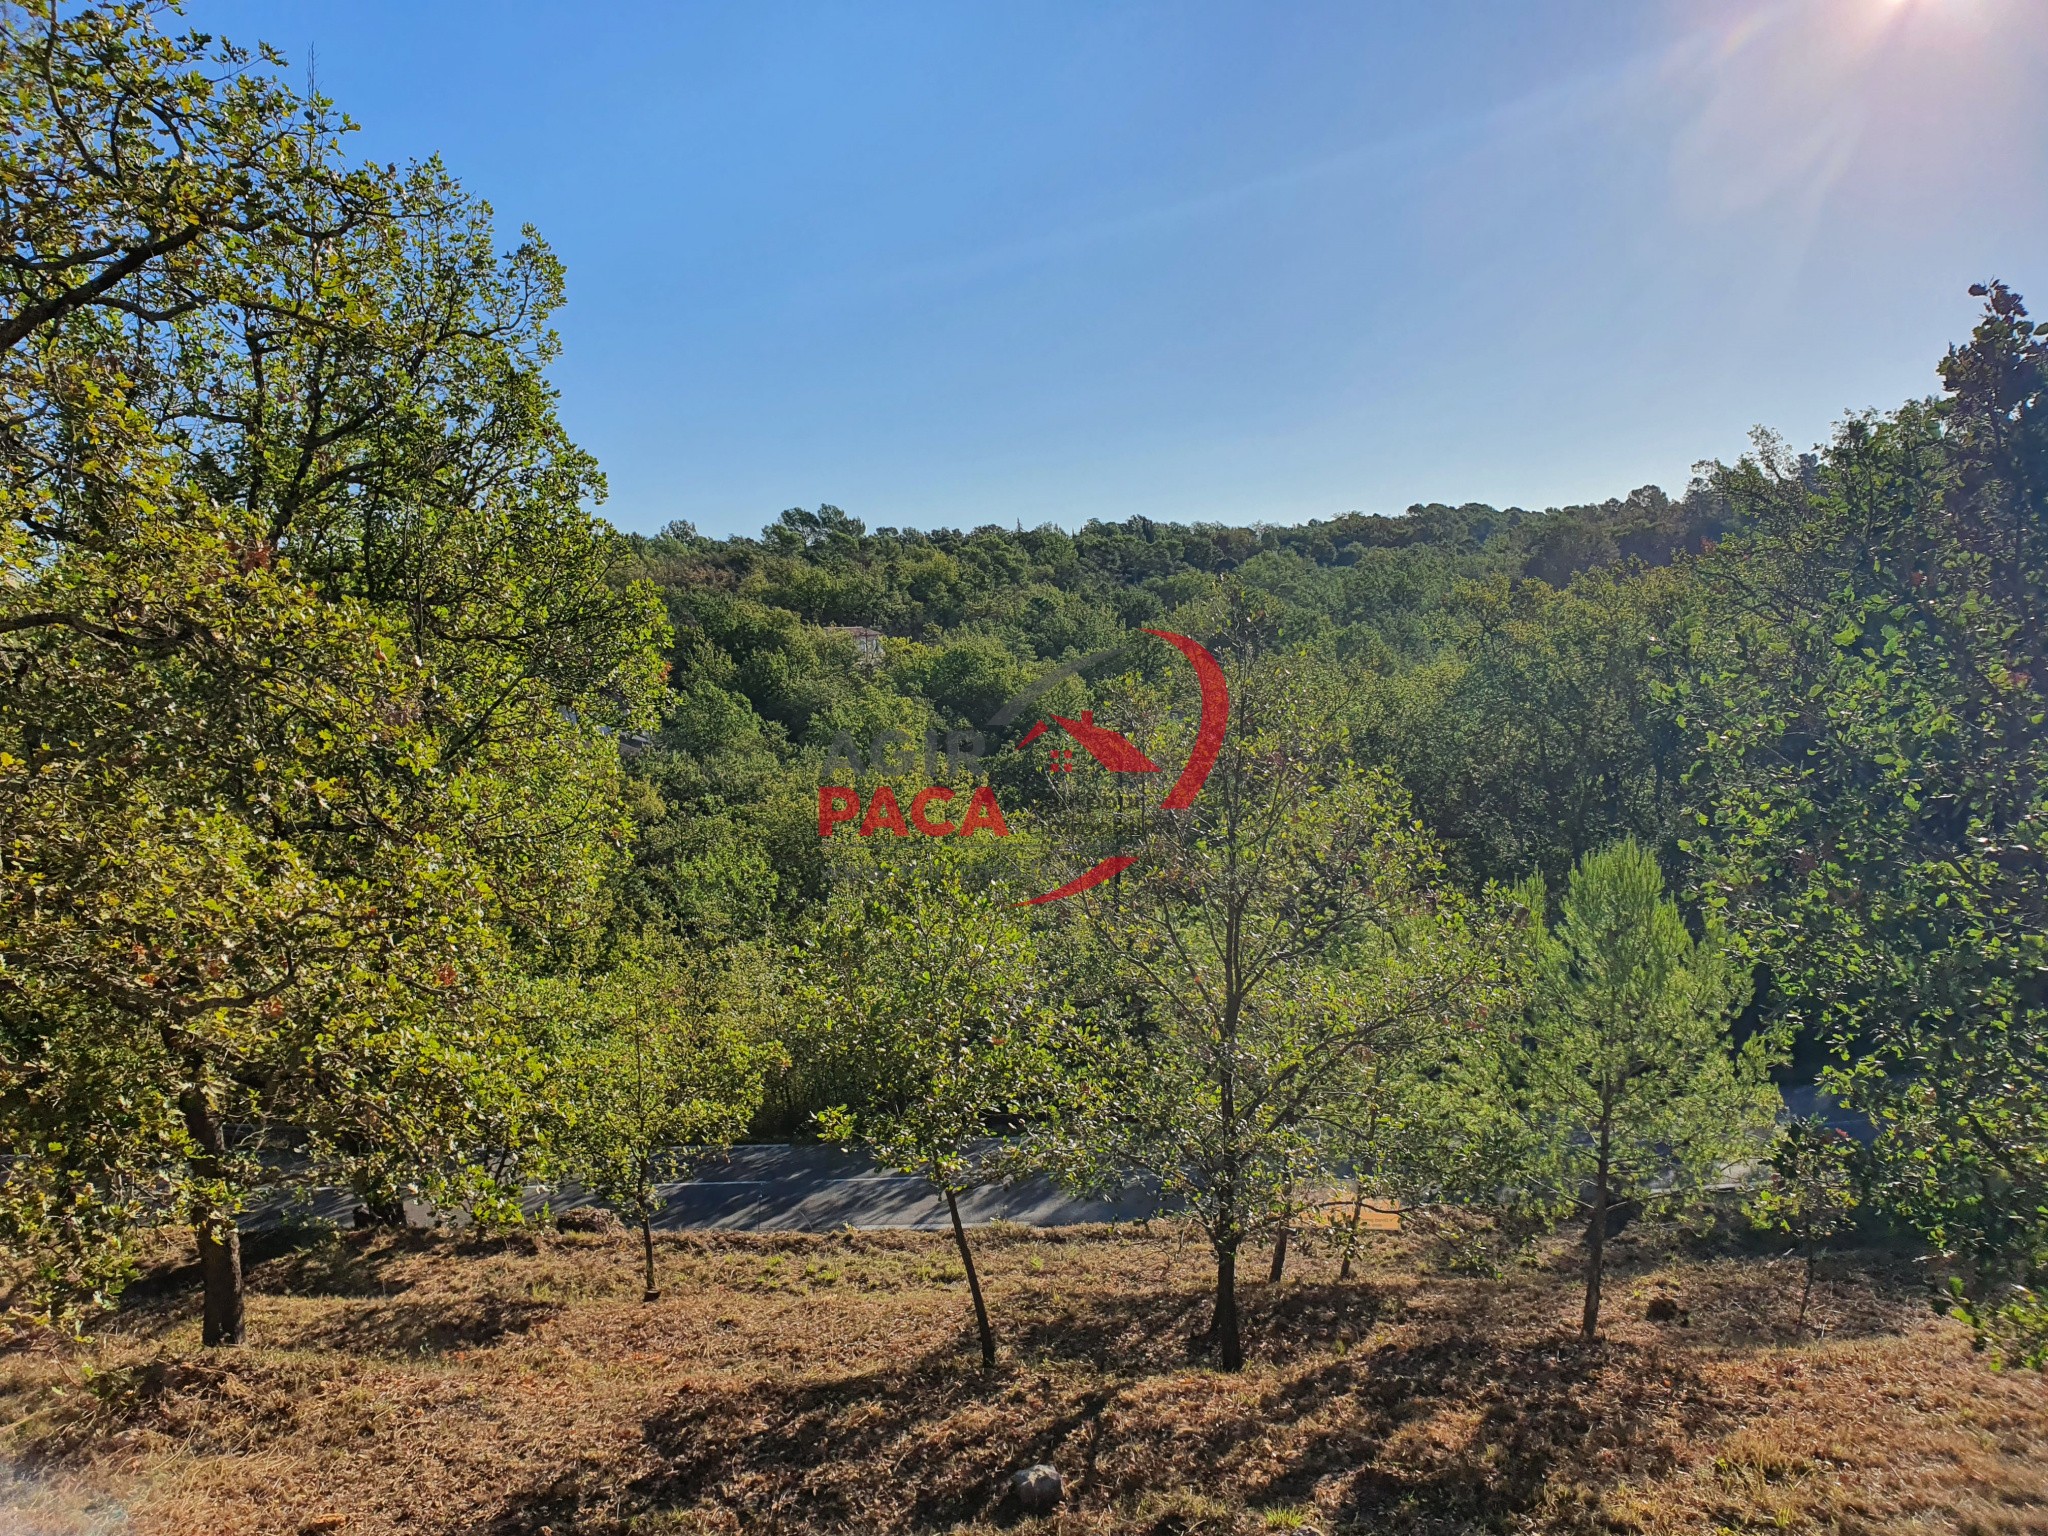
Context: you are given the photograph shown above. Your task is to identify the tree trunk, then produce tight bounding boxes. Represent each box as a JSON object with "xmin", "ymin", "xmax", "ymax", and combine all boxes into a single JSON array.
[
  {"xmin": 1581, "ymin": 1171, "xmax": 1608, "ymax": 1341},
  {"xmin": 179, "ymin": 1086, "xmax": 244, "ymax": 1347},
  {"xmin": 1213, "ymin": 1243, "xmax": 1244, "ymax": 1370},
  {"xmin": 641, "ymin": 1215, "xmax": 659, "ymax": 1302},
  {"xmin": 1339, "ymin": 1180, "xmax": 1367, "ymax": 1282},
  {"xmin": 354, "ymin": 1195, "xmax": 406, "ymax": 1228},
  {"xmin": 1798, "ymin": 1238, "xmax": 1815, "ymax": 1331},
  {"xmin": 945, "ymin": 1189, "xmax": 996, "ymax": 1367},
  {"xmin": 1267, "ymin": 1178, "xmax": 1293, "ymax": 1283}
]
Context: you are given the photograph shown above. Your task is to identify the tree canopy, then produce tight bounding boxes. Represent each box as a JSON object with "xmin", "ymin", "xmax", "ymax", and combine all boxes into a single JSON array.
[{"xmin": 0, "ymin": 0, "xmax": 669, "ymax": 1338}]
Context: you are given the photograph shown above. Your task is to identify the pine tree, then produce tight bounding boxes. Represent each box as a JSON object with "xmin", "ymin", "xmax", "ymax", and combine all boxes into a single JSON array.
[{"xmin": 1513, "ymin": 840, "xmax": 1781, "ymax": 1339}]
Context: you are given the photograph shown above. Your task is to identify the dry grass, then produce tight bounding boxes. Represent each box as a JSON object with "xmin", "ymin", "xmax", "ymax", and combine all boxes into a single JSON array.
[{"xmin": 1, "ymin": 1215, "xmax": 2044, "ymax": 1536}]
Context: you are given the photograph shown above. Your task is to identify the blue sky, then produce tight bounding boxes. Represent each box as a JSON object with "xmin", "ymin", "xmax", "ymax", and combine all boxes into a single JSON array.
[{"xmin": 188, "ymin": 0, "xmax": 2048, "ymax": 538}]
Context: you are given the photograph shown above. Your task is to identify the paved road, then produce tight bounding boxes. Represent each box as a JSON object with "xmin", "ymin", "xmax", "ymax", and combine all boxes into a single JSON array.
[
  {"xmin": 257, "ymin": 1143, "xmax": 1161, "ymax": 1234},
  {"xmin": 259, "ymin": 1083, "xmax": 1850, "ymax": 1236},
  {"xmin": 1780, "ymin": 1081, "xmax": 1874, "ymax": 1141}
]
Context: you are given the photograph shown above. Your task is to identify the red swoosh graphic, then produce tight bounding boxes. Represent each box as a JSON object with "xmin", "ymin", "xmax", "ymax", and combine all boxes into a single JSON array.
[
  {"xmin": 1050, "ymin": 713, "xmax": 1160, "ymax": 772},
  {"xmin": 1145, "ymin": 629, "xmax": 1229, "ymax": 810},
  {"xmin": 1017, "ymin": 855, "xmax": 1136, "ymax": 906}
]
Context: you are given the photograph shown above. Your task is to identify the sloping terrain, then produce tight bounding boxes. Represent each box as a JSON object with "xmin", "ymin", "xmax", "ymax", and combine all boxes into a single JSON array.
[{"xmin": 1, "ymin": 1220, "xmax": 2042, "ymax": 1536}]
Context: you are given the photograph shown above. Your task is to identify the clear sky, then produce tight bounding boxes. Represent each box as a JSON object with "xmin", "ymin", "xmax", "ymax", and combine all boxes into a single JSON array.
[{"xmin": 186, "ymin": 0, "xmax": 2048, "ymax": 538}]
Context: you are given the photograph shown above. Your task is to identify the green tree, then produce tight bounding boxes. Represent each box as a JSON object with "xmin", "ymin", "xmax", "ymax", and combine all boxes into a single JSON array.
[
  {"xmin": 1318, "ymin": 1010, "xmax": 1511, "ymax": 1283},
  {"xmin": 0, "ymin": 4, "xmax": 668, "ymax": 1341},
  {"xmin": 1051, "ymin": 656, "xmax": 1509, "ymax": 1369},
  {"xmin": 1355, "ymin": 567, "xmax": 1686, "ymax": 889},
  {"xmin": 0, "ymin": 532, "xmax": 538, "ymax": 1342},
  {"xmin": 0, "ymin": 1, "xmax": 382, "ymax": 361},
  {"xmin": 1750, "ymin": 1117, "xmax": 1861, "ymax": 1331},
  {"xmin": 796, "ymin": 861, "xmax": 1060, "ymax": 1367},
  {"xmin": 1679, "ymin": 284, "xmax": 2048, "ymax": 1309},
  {"xmin": 556, "ymin": 951, "xmax": 776, "ymax": 1301},
  {"xmin": 1510, "ymin": 839, "xmax": 1779, "ymax": 1339}
]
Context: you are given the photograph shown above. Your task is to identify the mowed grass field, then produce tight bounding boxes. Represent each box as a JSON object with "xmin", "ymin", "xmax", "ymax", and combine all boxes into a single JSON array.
[{"xmin": 1, "ymin": 1217, "xmax": 2044, "ymax": 1536}]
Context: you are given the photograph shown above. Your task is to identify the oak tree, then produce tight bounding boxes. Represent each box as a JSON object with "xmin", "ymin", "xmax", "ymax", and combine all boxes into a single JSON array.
[{"xmin": 0, "ymin": 3, "xmax": 668, "ymax": 1340}]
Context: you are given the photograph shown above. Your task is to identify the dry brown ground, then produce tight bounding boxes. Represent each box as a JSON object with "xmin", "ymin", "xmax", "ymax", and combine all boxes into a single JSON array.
[{"xmin": 0, "ymin": 1215, "xmax": 2044, "ymax": 1536}]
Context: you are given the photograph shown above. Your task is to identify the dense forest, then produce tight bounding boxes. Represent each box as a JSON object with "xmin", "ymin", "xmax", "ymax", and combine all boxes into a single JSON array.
[{"xmin": 619, "ymin": 480, "xmax": 1726, "ymax": 941}]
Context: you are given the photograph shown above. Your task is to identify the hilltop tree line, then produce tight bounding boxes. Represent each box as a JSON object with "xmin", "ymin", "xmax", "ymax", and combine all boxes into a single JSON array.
[{"xmin": 3, "ymin": 2, "xmax": 2046, "ymax": 1373}]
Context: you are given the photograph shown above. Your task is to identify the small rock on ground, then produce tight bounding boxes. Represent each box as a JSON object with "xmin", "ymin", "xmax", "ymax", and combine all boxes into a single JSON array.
[{"xmin": 1011, "ymin": 1464, "xmax": 1063, "ymax": 1513}]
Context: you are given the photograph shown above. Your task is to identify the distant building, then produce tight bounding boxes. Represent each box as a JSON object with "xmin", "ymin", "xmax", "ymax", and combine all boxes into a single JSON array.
[{"xmin": 825, "ymin": 625, "xmax": 886, "ymax": 664}]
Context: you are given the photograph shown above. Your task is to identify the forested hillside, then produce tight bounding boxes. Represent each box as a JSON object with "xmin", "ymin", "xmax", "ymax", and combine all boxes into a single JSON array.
[{"xmin": 620, "ymin": 481, "xmax": 1730, "ymax": 939}]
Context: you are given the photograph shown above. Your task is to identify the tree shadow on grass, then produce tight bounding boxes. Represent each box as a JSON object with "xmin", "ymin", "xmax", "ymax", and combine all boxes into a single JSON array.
[
  {"xmin": 622, "ymin": 1349, "xmax": 1113, "ymax": 1534},
  {"xmin": 251, "ymin": 1224, "xmax": 472, "ymax": 1299},
  {"xmin": 1254, "ymin": 1331, "xmax": 1722, "ymax": 1529},
  {"xmin": 109, "ymin": 1227, "xmax": 510, "ymax": 1350},
  {"xmin": 485, "ymin": 1281, "xmax": 1728, "ymax": 1536},
  {"xmin": 1000, "ymin": 1278, "xmax": 1396, "ymax": 1376},
  {"xmin": 1005, "ymin": 1283, "xmax": 1210, "ymax": 1373},
  {"xmin": 1593, "ymin": 1237, "xmax": 1930, "ymax": 1353},
  {"xmin": 110, "ymin": 1220, "xmax": 410, "ymax": 1327},
  {"xmin": 1238, "ymin": 1279, "xmax": 1398, "ymax": 1364},
  {"xmin": 288, "ymin": 1295, "xmax": 561, "ymax": 1358}
]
